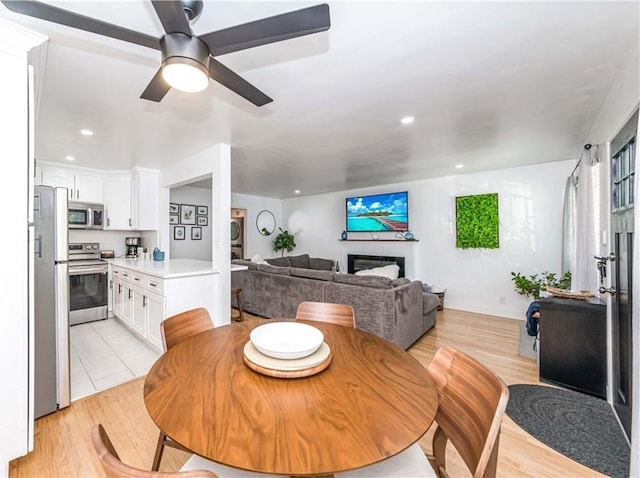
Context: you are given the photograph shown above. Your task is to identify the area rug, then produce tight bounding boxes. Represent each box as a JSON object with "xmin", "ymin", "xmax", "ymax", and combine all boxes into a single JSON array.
[{"xmin": 506, "ymin": 384, "xmax": 629, "ymax": 478}]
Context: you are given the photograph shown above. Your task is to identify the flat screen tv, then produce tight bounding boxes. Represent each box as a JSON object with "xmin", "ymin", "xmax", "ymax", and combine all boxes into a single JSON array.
[{"xmin": 346, "ymin": 191, "xmax": 409, "ymax": 232}]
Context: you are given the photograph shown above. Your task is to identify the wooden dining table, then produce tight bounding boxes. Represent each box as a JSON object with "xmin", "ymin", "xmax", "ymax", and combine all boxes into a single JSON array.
[{"xmin": 143, "ymin": 319, "xmax": 438, "ymax": 476}]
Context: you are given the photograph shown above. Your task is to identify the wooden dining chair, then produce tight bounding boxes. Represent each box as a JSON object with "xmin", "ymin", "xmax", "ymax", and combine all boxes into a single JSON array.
[
  {"xmin": 153, "ymin": 308, "xmax": 215, "ymax": 471},
  {"xmin": 295, "ymin": 301, "xmax": 356, "ymax": 328},
  {"xmin": 160, "ymin": 307, "xmax": 214, "ymax": 351},
  {"xmin": 337, "ymin": 346, "xmax": 509, "ymax": 478},
  {"xmin": 92, "ymin": 424, "xmax": 217, "ymax": 478}
]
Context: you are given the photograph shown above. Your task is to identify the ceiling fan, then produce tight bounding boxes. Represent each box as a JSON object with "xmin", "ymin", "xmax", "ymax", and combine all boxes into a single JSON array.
[{"xmin": 1, "ymin": 0, "xmax": 331, "ymax": 106}]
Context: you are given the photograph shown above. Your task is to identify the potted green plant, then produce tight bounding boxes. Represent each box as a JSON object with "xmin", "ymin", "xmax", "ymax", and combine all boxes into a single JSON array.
[
  {"xmin": 273, "ymin": 227, "xmax": 296, "ymax": 257},
  {"xmin": 510, "ymin": 271, "xmax": 571, "ymax": 300}
]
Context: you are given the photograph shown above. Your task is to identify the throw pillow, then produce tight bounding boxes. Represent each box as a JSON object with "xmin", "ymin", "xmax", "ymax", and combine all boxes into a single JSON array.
[
  {"xmin": 265, "ymin": 257, "xmax": 291, "ymax": 267},
  {"xmin": 250, "ymin": 253, "xmax": 266, "ymax": 264},
  {"xmin": 288, "ymin": 254, "xmax": 310, "ymax": 269},
  {"xmin": 355, "ymin": 264, "xmax": 400, "ymax": 280},
  {"xmin": 309, "ymin": 257, "xmax": 335, "ymax": 271}
]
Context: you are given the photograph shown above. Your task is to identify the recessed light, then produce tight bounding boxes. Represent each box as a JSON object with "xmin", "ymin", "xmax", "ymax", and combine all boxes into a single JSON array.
[
  {"xmin": 455, "ymin": 164, "xmax": 464, "ymax": 169},
  {"xmin": 65, "ymin": 155, "xmax": 75, "ymax": 161},
  {"xmin": 294, "ymin": 190, "xmax": 301, "ymax": 194},
  {"xmin": 80, "ymin": 129, "xmax": 94, "ymax": 136},
  {"xmin": 400, "ymin": 116, "xmax": 415, "ymax": 125}
]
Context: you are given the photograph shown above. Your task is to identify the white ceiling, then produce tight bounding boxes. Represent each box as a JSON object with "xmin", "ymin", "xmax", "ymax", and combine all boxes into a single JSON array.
[{"xmin": 2, "ymin": 1, "xmax": 638, "ymax": 199}]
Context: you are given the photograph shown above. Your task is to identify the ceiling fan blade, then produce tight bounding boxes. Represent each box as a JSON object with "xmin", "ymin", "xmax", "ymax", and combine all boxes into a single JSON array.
[
  {"xmin": 1, "ymin": 0, "xmax": 160, "ymax": 50},
  {"xmin": 208, "ymin": 59, "xmax": 272, "ymax": 107},
  {"xmin": 200, "ymin": 3, "xmax": 330, "ymax": 57},
  {"xmin": 150, "ymin": 0, "xmax": 191, "ymax": 35},
  {"xmin": 140, "ymin": 68, "xmax": 171, "ymax": 102}
]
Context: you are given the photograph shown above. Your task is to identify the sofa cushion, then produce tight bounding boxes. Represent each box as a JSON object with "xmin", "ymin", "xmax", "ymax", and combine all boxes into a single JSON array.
[
  {"xmin": 423, "ymin": 292, "xmax": 439, "ymax": 314},
  {"xmin": 265, "ymin": 257, "xmax": 290, "ymax": 267},
  {"xmin": 257, "ymin": 263, "xmax": 291, "ymax": 275},
  {"xmin": 333, "ymin": 273, "xmax": 392, "ymax": 289},
  {"xmin": 232, "ymin": 259, "xmax": 258, "ymax": 271},
  {"xmin": 355, "ymin": 264, "xmax": 400, "ymax": 280},
  {"xmin": 288, "ymin": 254, "xmax": 310, "ymax": 269},
  {"xmin": 290, "ymin": 267, "xmax": 334, "ymax": 281},
  {"xmin": 391, "ymin": 277, "xmax": 411, "ymax": 287},
  {"xmin": 309, "ymin": 257, "xmax": 335, "ymax": 271}
]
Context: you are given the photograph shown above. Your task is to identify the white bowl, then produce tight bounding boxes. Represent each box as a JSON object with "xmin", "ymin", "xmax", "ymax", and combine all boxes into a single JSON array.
[{"xmin": 250, "ymin": 322, "xmax": 324, "ymax": 360}]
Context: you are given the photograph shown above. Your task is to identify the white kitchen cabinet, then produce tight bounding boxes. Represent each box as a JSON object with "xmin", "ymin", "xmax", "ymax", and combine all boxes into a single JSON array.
[
  {"xmin": 105, "ymin": 174, "xmax": 132, "ymax": 230},
  {"xmin": 108, "ymin": 260, "xmax": 216, "ymax": 352},
  {"xmin": 130, "ymin": 283, "xmax": 146, "ymax": 336},
  {"xmin": 40, "ymin": 167, "xmax": 104, "ymax": 203},
  {"xmin": 131, "ymin": 168, "xmax": 159, "ymax": 230},
  {"xmin": 145, "ymin": 291, "xmax": 165, "ymax": 350}
]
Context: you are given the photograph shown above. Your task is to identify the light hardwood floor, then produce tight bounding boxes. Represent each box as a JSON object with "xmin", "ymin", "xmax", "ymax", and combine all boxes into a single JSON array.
[{"xmin": 10, "ymin": 309, "xmax": 605, "ymax": 477}]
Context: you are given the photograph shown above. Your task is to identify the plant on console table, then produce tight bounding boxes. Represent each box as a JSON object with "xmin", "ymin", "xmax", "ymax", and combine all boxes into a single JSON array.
[
  {"xmin": 511, "ymin": 271, "xmax": 571, "ymax": 337},
  {"xmin": 510, "ymin": 271, "xmax": 571, "ymax": 300},
  {"xmin": 273, "ymin": 227, "xmax": 296, "ymax": 256}
]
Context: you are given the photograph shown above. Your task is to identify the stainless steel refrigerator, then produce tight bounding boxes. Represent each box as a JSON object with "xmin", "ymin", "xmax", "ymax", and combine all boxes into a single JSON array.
[{"xmin": 33, "ymin": 185, "xmax": 70, "ymax": 418}]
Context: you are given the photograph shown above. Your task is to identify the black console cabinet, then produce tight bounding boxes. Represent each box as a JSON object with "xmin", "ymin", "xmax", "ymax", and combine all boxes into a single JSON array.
[{"xmin": 539, "ymin": 297, "xmax": 607, "ymax": 399}]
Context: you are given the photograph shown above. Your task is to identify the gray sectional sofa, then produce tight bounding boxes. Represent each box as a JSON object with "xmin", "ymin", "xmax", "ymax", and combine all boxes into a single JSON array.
[{"xmin": 231, "ymin": 254, "xmax": 439, "ymax": 349}]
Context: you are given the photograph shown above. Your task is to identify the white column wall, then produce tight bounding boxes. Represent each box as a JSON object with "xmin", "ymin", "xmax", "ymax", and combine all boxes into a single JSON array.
[
  {"xmin": 0, "ymin": 20, "xmax": 46, "ymax": 475},
  {"xmin": 159, "ymin": 144, "xmax": 231, "ymax": 326}
]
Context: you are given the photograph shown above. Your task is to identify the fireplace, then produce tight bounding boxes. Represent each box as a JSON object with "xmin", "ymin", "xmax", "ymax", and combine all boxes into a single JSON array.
[{"xmin": 348, "ymin": 254, "xmax": 405, "ymax": 278}]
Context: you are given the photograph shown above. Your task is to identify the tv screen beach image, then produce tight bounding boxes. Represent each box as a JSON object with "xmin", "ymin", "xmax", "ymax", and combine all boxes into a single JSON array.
[{"xmin": 346, "ymin": 192, "xmax": 408, "ymax": 232}]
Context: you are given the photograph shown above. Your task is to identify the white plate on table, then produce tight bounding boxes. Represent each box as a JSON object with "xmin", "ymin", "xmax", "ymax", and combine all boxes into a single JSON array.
[{"xmin": 250, "ymin": 322, "xmax": 324, "ymax": 360}]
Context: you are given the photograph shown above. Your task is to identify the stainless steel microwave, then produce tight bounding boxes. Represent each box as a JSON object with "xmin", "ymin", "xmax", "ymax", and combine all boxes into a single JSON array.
[{"xmin": 68, "ymin": 203, "xmax": 104, "ymax": 230}]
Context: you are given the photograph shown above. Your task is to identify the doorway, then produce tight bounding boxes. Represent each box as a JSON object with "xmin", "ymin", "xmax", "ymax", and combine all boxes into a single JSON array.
[
  {"xmin": 231, "ymin": 208, "xmax": 246, "ymax": 260},
  {"xmin": 610, "ymin": 109, "xmax": 638, "ymax": 440}
]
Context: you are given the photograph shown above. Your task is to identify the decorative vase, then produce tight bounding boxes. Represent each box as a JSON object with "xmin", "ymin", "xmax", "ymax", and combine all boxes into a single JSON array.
[
  {"xmin": 404, "ymin": 231, "xmax": 414, "ymax": 240},
  {"xmin": 341, "ymin": 230, "xmax": 348, "ymax": 240}
]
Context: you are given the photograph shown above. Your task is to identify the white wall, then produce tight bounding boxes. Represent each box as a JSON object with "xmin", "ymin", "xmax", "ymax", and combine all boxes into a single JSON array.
[
  {"xmin": 231, "ymin": 192, "xmax": 282, "ymax": 259},
  {"xmin": 281, "ymin": 160, "xmax": 574, "ymax": 319},
  {"xmin": 159, "ymin": 144, "xmax": 231, "ymax": 326},
  {"xmin": 169, "ymin": 186, "xmax": 212, "ymax": 261},
  {"xmin": 69, "ymin": 229, "xmax": 140, "ymax": 258}
]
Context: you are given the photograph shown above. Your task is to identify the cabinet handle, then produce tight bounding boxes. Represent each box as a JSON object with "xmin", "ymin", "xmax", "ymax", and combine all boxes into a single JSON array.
[
  {"xmin": 128, "ymin": 288, "xmax": 132, "ymax": 299},
  {"xmin": 129, "ymin": 218, "xmax": 132, "ymax": 227},
  {"xmin": 134, "ymin": 277, "xmax": 141, "ymax": 282},
  {"xmin": 149, "ymin": 282, "xmax": 157, "ymax": 287},
  {"xmin": 107, "ymin": 217, "xmax": 110, "ymax": 227},
  {"xmin": 109, "ymin": 280, "xmax": 113, "ymax": 289},
  {"xmin": 77, "ymin": 189, "xmax": 80, "ymax": 199},
  {"xmin": 118, "ymin": 284, "xmax": 122, "ymax": 294},
  {"xmin": 143, "ymin": 295, "xmax": 147, "ymax": 307},
  {"xmin": 123, "ymin": 273, "xmax": 128, "ymax": 277}
]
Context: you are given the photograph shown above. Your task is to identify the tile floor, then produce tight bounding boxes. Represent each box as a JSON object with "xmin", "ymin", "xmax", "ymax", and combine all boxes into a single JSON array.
[{"xmin": 70, "ymin": 318, "xmax": 160, "ymax": 401}]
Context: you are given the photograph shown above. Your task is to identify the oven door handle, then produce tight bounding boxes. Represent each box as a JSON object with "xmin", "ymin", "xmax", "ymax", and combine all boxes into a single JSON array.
[{"xmin": 69, "ymin": 267, "xmax": 108, "ymax": 276}]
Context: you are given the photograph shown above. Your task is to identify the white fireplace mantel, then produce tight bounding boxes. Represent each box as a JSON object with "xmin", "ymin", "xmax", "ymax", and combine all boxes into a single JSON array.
[{"xmin": 339, "ymin": 240, "xmax": 421, "ymax": 280}]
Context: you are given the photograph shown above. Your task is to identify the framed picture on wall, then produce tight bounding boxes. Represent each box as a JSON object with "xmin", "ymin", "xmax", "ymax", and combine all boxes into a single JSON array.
[
  {"xmin": 174, "ymin": 226, "xmax": 185, "ymax": 240},
  {"xmin": 191, "ymin": 227, "xmax": 202, "ymax": 240},
  {"xmin": 169, "ymin": 203, "xmax": 179, "ymax": 214},
  {"xmin": 180, "ymin": 204, "xmax": 196, "ymax": 225},
  {"xmin": 169, "ymin": 214, "xmax": 179, "ymax": 225},
  {"xmin": 197, "ymin": 216, "xmax": 208, "ymax": 226},
  {"xmin": 197, "ymin": 205, "xmax": 208, "ymax": 216}
]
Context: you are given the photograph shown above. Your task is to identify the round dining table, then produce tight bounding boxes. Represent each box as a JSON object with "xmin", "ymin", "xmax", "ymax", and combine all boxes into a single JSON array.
[{"xmin": 143, "ymin": 319, "xmax": 438, "ymax": 476}]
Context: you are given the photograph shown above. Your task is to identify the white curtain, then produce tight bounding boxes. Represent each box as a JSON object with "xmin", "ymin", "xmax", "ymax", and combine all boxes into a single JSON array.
[
  {"xmin": 562, "ymin": 175, "xmax": 577, "ymax": 276},
  {"xmin": 572, "ymin": 147, "xmax": 600, "ymax": 292}
]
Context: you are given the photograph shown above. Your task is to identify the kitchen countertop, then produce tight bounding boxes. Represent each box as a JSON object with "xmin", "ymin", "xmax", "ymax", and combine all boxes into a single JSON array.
[{"xmin": 110, "ymin": 258, "xmax": 219, "ymax": 279}]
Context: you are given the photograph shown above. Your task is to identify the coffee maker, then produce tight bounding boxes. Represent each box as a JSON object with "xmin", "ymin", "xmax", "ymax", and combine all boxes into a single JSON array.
[{"xmin": 125, "ymin": 237, "xmax": 141, "ymax": 258}]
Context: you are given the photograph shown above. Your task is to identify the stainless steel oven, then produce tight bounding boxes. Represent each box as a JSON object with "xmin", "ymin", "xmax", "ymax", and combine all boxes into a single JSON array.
[{"xmin": 68, "ymin": 242, "xmax": 108, "ymax": 325}]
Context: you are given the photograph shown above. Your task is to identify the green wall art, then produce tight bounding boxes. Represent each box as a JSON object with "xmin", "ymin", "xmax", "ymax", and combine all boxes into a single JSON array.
[{"xmin": 455, "ymin": 193, "xmax": 499, "ymax": 249}]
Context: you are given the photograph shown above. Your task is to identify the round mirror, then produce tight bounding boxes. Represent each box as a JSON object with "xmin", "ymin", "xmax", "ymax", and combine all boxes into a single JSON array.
[{"xmin": 256, "ymin": 210, "xmax": 276, "ymax": 236}]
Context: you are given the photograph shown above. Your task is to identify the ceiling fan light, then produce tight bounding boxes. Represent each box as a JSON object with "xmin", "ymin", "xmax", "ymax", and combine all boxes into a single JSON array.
[{"xmin": 162, "ymin": 58, "xmax": 209, "ymax": 93}]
